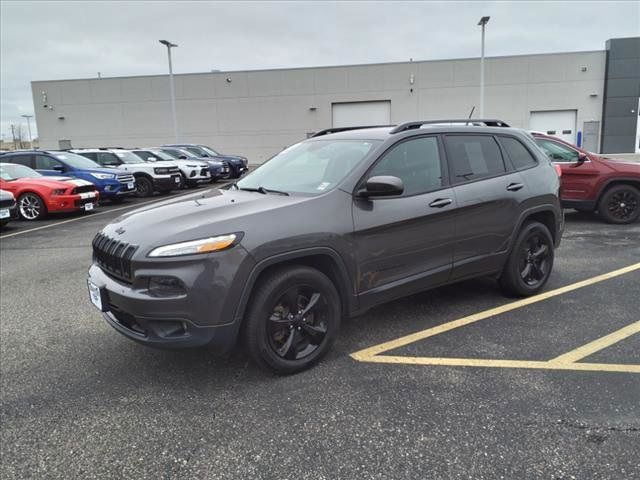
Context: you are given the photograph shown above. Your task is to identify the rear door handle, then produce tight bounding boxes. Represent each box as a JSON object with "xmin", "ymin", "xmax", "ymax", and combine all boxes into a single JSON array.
[
  {"xmin": 429, "ymin": 198, "xmax": 453, "ymax": 208},
  {"xmin": 506, "ymin": 183, "xmax": 524, "ymax": 192}
]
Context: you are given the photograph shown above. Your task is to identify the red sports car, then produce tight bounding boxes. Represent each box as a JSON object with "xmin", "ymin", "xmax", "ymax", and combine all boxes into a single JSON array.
[
  {"xmin": 531, "ymin": 133, "xmax": 640, "ymax": 224},
  {"xmin": 0, "ymin": 163, "xmax": 100, "ymax": 221}
]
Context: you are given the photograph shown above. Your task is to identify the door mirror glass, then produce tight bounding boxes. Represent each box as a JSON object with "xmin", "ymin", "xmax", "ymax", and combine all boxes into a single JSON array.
[
  {"xmin": 574, "ymin": 152, "xmax": 588, "ymax": 166},
  {"xmin": 179, "ymin": 155, "xmax": 188, "ymax": 160},
  {"xmin": 52, "ymin": 164, "xmax": 64, "ymax": 171},
  {"xmin": 147, "ymin": 157, "xmax": 156, "ymax": 162},
  {"xmin": 360, "ymin": 175, "xmax": 404, "ymax": 197}
]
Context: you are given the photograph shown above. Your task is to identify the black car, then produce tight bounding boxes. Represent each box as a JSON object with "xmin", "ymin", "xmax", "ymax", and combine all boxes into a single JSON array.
[
  {"xmin": 88, "ymin": 120, "xmax": 563, "ymax": 374},
  {"xmin": 0, "ymin": 189, "xmax": 17, "ymax": 226},
  {"xmin": 163, "ymin": 143, "xmax": 248, "ymax": 179}
]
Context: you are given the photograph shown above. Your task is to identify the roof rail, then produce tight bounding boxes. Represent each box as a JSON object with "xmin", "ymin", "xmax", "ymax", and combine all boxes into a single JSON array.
[
  {"xmin": 311, "ymin": 125, "xmax": 394, "ymax": 138},
  {"xmin": 389, "ymin": 119, "xmax": 510, "ymax": 134}
]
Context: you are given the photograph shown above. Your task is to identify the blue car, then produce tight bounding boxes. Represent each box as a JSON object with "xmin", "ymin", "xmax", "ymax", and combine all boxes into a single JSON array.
[{"xmin": 0, "ymin": 150, "xmax": 136, "ymax": 202}]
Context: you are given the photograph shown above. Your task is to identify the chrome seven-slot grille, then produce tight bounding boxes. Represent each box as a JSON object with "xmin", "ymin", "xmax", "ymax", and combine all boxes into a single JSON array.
[
  {"xmin": 116, "ymin": 173, "xmax": 135, "ymax": 183},
  {"xmin": 92, "ymin": 232, "xmax": 138, "ymax": 281}
]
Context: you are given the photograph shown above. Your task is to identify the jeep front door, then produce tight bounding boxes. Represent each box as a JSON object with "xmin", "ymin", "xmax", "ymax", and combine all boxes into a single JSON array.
[{"xmin": 352, "ymin": 135, "xmax": 456, "ymax": 308}]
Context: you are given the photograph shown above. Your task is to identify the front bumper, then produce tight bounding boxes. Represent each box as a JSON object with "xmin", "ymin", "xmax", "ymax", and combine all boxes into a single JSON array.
[
  {"xmin": 47, "ymin": 192, "xmax": 99, "ymax": 212},
  {"xmin": 152, "ymin": 174, "xmax": 182, "ymax": 191},
  {"xmin": 100, "ymin": 181, "xmax": 137, "ymax": 198},
  {"xmin": 87, "ymin": 245, "xmax": 254, "ymax": 350}
]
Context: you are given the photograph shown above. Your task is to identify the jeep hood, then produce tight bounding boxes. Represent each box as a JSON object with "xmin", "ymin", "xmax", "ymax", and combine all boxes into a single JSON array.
[{"xmin": 102, "ymin": 188, "xmax": 310, "ymax": 247}]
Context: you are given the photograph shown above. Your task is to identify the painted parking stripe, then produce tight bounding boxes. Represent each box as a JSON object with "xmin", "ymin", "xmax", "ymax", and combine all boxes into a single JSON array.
[
  {"xmin": 0, "ymin": 190, "xmax": 207, "ymax": 239},
  {"xmin": 351, "ymin": 263, "xmax": 640, "ymax": 374}
]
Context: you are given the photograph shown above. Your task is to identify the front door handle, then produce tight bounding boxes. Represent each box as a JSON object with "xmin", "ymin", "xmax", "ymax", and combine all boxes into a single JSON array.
[
  {"xmin": 429, "ymin": 198, "xmax": 453, "ymax": 208},
  {"xmin": 506, "ymin": 183, "xmax": 524, "ymax": 192}
]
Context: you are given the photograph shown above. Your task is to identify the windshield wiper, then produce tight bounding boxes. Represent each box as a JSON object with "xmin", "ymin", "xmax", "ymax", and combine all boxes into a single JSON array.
[{"xmin": 238, "ymin": 186, "xmax": 289, "ymax": 196}]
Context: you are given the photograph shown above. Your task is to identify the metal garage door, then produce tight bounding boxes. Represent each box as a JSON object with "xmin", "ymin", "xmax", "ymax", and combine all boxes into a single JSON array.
[
  {"xmin": 332, "ymin": 101, "xmax": 391, "ymax": 128},
  {"xmin": 530, "ymin": 110, "xmax": 577, "ymax": 144}
]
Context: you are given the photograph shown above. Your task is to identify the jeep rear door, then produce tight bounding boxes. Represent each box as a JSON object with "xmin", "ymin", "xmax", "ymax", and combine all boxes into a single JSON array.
[
  {"xmin": 444, "ymin": 134, "xmax": 529, "ymax": 280},
  {"xmin": 352, "ymin": 135, "xmax": 456, "ymax": 308}
]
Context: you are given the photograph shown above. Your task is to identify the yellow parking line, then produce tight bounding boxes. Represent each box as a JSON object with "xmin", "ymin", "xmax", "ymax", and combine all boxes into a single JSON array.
[
  {"xmin": 0, "ymin": 190, "xmax": 207, "ymax": 239},
  {"xmin": 356, "ymin": 356, "xmax": 640, "ymax": 374},
  {"xmin": 351, "ymin": 262, "xmax": 640, "ymax": 362},
  {"xmin": 549, "ymin": 320, "xmax": 640, "ymax": 364}
]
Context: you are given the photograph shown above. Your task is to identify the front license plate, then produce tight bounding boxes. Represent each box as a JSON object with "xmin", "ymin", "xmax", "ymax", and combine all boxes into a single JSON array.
[
  {"xmin": 127, "ymin": 182, "xmax": 134, "ymax": 189},
  {"xmin": 84, "ymin": 203, "xmax": 94, "ymax": 211},
  {"xmin": 0, "ymin": 209, "xmax": 9, "ymax": 219},
  {"xmin": 87, "ymin": 280, "xmax": 104, "ymax": 311},
  {"xmin": 174, "ymin": 176, "xmax": 181, "ymax": 184}
]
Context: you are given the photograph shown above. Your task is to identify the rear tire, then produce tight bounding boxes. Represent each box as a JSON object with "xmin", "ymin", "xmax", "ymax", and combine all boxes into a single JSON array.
[
  {"xmin": 597, "ymin": 185, "xmax": 640, "ymax": 224},
  {"xmin": 499, "ymin": 221, "xmax": 554, "ymax": 297},
  {"xmin": 17, "ymin": 193, "xmax": 47, "ymax": 221},
  {"xmin": 135, "ymin": 177, "xmax": 154, "ymax": 197},
  {"xmin": 243, "ymin": 266, "xmax": 341, "ymax": 374}
]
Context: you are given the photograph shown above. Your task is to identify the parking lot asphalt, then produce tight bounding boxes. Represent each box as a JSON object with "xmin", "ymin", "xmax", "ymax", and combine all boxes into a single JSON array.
[{"xmin": 1, "ymin": 195, "xmax": 639, "ymax": 479}]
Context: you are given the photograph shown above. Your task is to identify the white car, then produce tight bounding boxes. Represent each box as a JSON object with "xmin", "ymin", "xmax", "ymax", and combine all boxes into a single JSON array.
[
  {"xmin": 72, "ymin": 148, "xmax": 182, "ymax": 197},
  {"xmin": 130, "ymin": 148, "xmax": 210, "ymax": 187}
]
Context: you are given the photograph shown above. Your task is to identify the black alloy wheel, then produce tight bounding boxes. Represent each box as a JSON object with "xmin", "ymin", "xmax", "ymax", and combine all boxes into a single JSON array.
[
  {"xmin": 267, "ymin": 286, "xmax": 328, "ymax": 360},
  {"xmin": 518, "ymin": 234, "xmax": 551, "ymax": 287},
  {"xmin": 499, "ymin": 221, "xmax": 554, "ymax": 297},
  {"xmin": 598, "ymin": 185, "xmax": 640, "ymax": 224},
  {"xmin": 243, "ymin": 266, "xmax": 341, "ymax": 374},
  {"xmin": 135, "ymin": 177, "xmax": 153, "ymax": 197}
]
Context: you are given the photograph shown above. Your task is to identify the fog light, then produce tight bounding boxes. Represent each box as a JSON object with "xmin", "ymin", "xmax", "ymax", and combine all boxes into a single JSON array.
[
  {"xmin": 148, "ymin": 276, "xmax": 186, "ymax": 297},
  {"xmin": 190, "ymin": 171, "xmax": 196, "ymax": 177}
]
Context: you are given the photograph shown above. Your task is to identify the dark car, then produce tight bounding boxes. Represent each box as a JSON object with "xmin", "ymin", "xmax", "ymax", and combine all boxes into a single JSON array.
[
  {"xmin": 0, "ymin": 150, "xmax": 136, "ymax": 202},
  {"xmin": 531, "ymin": 132, "xmax": 640, "ymax": 224},
  {"xmin": 0, "ymin": 188, "xmax": 17, "ymax": 226},
  {"xmin": 88, "ymin": 120, "xmax": 563, "ymax": 374},
  {"xmin": 163, "ymin": 143, "xmax": 248, "ymax": 179},
  {"xmin": 159, "ymin": 147, "xmax": 229, "ymax": 182}
]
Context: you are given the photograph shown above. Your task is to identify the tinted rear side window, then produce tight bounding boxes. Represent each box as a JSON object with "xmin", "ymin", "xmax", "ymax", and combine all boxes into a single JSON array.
[
  {"xmin": 498, "ymin": 137, "xmax": 538, "ymax": 170},
  {"xmin": 3, "ymin": 154, "xmax": 32, "ymax": 167},
  {"xmin": 444, "ymin": 135, "xmax": 505, "ymax": 182}
]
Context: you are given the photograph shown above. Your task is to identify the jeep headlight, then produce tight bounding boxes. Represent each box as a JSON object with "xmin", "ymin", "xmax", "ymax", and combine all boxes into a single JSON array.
[
  {"xmin": 148, "ymin": 234, "xmax": 238, "ymax": 257},
  {"xmin": 90, "ymin": 173, "xmax": 116, "ymax": 180},
  {"xmin": 154, "ymin": 167, "xmax": 170, "ymax": 174}
]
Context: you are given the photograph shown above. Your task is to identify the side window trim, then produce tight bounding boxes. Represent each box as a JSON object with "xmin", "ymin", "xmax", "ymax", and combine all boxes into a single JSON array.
[
  {"xmin": 443, "ymin": 133, "xmax": 510, "ymax": 186},
  {"xmin": 355, "ymin": 134, "xmax": 450, "ymax": 199}
]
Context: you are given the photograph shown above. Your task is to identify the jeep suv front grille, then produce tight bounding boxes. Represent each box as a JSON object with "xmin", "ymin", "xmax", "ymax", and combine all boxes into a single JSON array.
[
  {"xmin": 92, "ymin": 232, "xmax": 138, "ymax": 282},
  {"xmin": 168, "ymin": 167, "xmax": 180, "ymax": 174}
]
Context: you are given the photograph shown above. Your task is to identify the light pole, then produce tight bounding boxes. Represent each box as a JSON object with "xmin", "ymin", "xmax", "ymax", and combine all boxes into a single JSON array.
[
  {"xmin": 21, "ymin": 114, "xmax": 34, "ymax": 148},
  {"xmin": 159, "ymin": 39, "xmax": 179, "ymax": 142},
  {"xmin": 478, "ymin": 16, "xmax": 490, "ymax": 118}
]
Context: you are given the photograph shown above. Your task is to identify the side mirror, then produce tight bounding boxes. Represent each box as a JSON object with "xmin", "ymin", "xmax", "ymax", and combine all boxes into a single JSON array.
[
  {"xmin": 52, "ymin": 164, "xmax": 64, "ymax": 171},
  {"xmin": 574, "ymin": 152, "xmax": 588, "ymax": 166},
  {"xmin": 358, "ymin": 175, "xmax": 404, "ymax": 198},
  {"xmin": 201, "ymin": 153, "xmax": 210, "ymax": 157},
  {"xmin": 147, "ymin": 157, "xmax": 156, "ymax": 162},
  {"xmin": 178, "ymin": 155, "xmax": 187, "ymax": 160}
]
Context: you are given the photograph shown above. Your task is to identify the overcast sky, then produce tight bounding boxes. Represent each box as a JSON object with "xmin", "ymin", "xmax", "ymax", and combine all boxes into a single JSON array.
[{"xmin": 1, "ymin": 0, "xmax": 638, "ymax": 140}]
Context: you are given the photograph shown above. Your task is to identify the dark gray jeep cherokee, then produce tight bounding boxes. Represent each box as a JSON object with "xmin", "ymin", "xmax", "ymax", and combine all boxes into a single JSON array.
[{"xmin": 88, "ymin": 120, "xmax": 563, "ymax": 373}]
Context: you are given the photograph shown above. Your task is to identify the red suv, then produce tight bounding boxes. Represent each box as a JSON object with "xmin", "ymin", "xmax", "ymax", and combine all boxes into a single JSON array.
[{"xmin": 532, "ymin": 133, "xmax": 640, "ymax": 224}]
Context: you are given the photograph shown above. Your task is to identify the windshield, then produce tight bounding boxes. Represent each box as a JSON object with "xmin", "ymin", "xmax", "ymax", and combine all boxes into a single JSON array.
[
  {"xmin": 185, "ymin": 146, "xmax": 208, "ymax": 157},
  {"xmin": 51, "ymin": 152, "xmax": 101, "ymax": 169},
  {"xmin": 113, "ymin": 150, "xmax": 144, "ymax": 164},
  {"xmin": 148, "ymin": 150, "xmax": 176, "ymax": 161},
  {"xmin": 201, "ymin": 146, "xmax": 220, "ymax": 156},
  {"xmin": 0, "ymin": 163, "xmax": 42, "ymax": 180},
  {"xmin": 236, "ymin": 139, "xmax": 381, "ymax": 195},
  {"xmin": 162, "ymin": 148, "xmax": 197, "ymax": 159}
]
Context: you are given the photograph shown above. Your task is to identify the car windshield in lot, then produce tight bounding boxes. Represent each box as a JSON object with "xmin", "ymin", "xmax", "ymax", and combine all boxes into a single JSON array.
[
  {"xmin": 162, "ymin": 148, "xmax": 199, "ymax": 159},
  {"xmin": 148, "ymin": 150, "xmax": 177, "ymax": 161},
  {"xmin": 51, "ymin": 152, "xmax": 102, "ymax": 169},
  {"xmin": 201, "ymin": 146, "xmax": 220, "ymax": 156},
  {"xmin": 236, "ymin": 139, "xmax": 381, "ymax": 195},
  {"xmin": 113, "ymin": 151, "xmax": 145, "ymax": 163},
  {"xmin": 0, "ymin": 163, "xmax": 42, "ymax": 180}
]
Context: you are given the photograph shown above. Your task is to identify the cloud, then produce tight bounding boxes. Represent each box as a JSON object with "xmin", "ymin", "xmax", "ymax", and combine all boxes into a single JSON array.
[{"xmin": 1, "ymin": 0, "xmax": 638, "ymax": 140}]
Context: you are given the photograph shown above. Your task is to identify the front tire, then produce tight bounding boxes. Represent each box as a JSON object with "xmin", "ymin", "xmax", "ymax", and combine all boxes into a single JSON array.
[
  {"xmin": 17, "ymin": 193, "xmax": 47, "ymax": 221},
  {"xmin": 597, "ymin": 185, "xmax": 640, "ymax": 224},
  {"xmin": 135, "ymin": 177, "xmax": 154, "ymax": 197},
  {"xmin": 499, "ymin": 221, "xmax": 554, "ymax": 297},
  {"xmin": 243, "ymin": 266, "xmax": 341, "ymax": 374}
]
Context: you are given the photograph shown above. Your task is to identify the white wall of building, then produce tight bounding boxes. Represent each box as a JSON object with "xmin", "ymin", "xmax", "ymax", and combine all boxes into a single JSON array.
[{"xmin": 32, "ymin": 50, "xmax": 606, "ymax": 162}]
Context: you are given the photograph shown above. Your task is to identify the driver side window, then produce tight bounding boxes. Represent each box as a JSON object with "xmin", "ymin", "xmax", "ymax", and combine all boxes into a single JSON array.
[
  {"xmin": 535, "ymin": 139, "xmax": 579, "ymax": 163},
  {"xmin": 35, "ymin": 155, "xmax": 63, "ymax": 171},
  {"xmin": 369, "ymin": 136, "xmax": 442, "ymax": 196}
]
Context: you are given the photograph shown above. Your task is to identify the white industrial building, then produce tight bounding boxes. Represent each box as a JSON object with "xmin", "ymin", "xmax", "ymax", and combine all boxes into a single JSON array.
[{"xmin": 31, "ymin": 37, "xmax": 639, "ymax": 162}]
